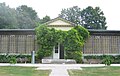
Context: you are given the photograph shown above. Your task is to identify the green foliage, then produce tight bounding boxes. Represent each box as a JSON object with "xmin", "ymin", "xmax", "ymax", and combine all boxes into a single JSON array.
[
  {"xmin": 16, "ymin": 5, "xmax": 40, "ymax": 29},
  {"xmin": 74, "ymin": 26, "xmax": 89, "ymax": 41},
  {"xmin": 36, "ymin": 24, "xmax": 89, "ymax": 62},
  {"xmin": 84, "ymin": 55, "xmax": 120, "ymax": 64},
  {"xmin": 59, "ymin": 6, "xmax": 107, "ymax": 29},
  {"xmin": 35, "ymin": 25, "xmax": 63, "ymax": 59},
  {"xmin": 17, "ymin": 5, "xmax": 37, "ymax": 20},
  {"xmin": 9, "ymin": 56, "xmax": 17, "ymax": 64},
  {"xmin": 40, "ymin": 15, "xmax": 51, "ymax": 24},
  {"xmin": 65, "ymin": 51, "xmax": 82, "ymax": 63},
  {"xmin": 0, "ymin": 54, "xmax": 9, "ymax": 63},
  {"xmin": 63, "ymin": 26, "xmax": 89, "ymax": 63},
  {"xmin": 0, "ymin": 3, "xmax": 18, "ymax": 29},
  {"xmin": 73, "ymin": 51, "xmax": 83, "ymax": 63},
  {"xmin": 59, "ymin": 6, "xmax": 81, "ymax": 25},
  {"xmin": 37, "ymin": 49, "xmax": 52, "ymax": 60},
  {"xmin": 0, "ymin": 3, "xmax": 40, "ymax": 29},
  {"xmin": 0, "ymin": 54, "xmax": 31, "ymax": 63},
  {"xmin": 36, "ymin": 25, "xmax": 56, "ymax": 59},
  {"xmin": 64, "ymin": 28, "xmax": 82, "ymax": 51},
  {"xmin": 103, "ymin": 56, "xmax": 112, "ymax": 66},
  {"xmin": 81, "ymin": 6, "xmax": 107, "ymax": 29}
]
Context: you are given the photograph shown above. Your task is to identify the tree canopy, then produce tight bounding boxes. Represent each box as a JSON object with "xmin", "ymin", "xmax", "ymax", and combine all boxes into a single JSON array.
[
  {"xmin": 0, "ymin": 3, "xmax": 18, "ymax": 29},
  {"xmin": 16, "ymin": 5, "xmax": 40, "ymax": 29},
  {"xmin": 40, "ymin": 15, "xmax": 51, "ymax": 24},
  {"xmin": 0, "ymin": 3, "xmax": 40, "ymax": 29},
  {"xmin": 17, "ymin": 5, "xmax": 38, "ymax": 20},
  {"xmin": 59, "ymin": 6, "xmax": 81, "ymax": 25},
  {"xmin": 59, "ymin": 6, "xmax": 107, "ymax": 29},
  {"xmin": 0, "ymin": 3, "xmax": 107, "ymax": 29},
  {"xmin": 81, "ymin": 6, "xmax": 107, "ymax": 29}
]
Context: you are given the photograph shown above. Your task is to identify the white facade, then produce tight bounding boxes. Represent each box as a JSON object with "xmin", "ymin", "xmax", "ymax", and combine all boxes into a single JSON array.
[
  {"xmin": 48, "ymin": 20, "xmax": 71, "ymax": 25},
  {"xmin": 48, "ymin": 26, "xmax": 73, "ymax": 31},
  {"xmin": 47, "ymin": 18, "xmax": 74, "ymax": 31}
]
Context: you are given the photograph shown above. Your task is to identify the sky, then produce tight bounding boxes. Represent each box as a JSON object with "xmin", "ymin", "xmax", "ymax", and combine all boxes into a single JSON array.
[{"xmin": 0, "ymin": 0, "xmax": 120, "ymax": 30}]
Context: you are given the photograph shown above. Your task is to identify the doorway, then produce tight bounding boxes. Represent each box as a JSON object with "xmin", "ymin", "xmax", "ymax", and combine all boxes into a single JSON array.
[{"xmin": 53, "ymin": 43, "xmax": 64, "ymax": 59}]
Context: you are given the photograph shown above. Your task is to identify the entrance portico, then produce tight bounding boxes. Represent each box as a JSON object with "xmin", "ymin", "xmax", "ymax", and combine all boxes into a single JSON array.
[{"xmin": 45, "ymin": 17, "xmax": 75, "ymax": 59}]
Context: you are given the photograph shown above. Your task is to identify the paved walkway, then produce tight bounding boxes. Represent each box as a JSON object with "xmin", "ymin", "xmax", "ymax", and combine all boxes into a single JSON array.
[
  {"xmin": 1, "ymin": 63, "xmax": 120, "ymax": 76},
  {"xmin": 36, "ymin": 64, "xmax": 82, "ymax": 76}
]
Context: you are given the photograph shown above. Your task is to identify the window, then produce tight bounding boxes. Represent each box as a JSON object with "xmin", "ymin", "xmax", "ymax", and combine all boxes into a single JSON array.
[{"xmin": 55, "ymin": 44, "xmax": 58, "ymax": 53}]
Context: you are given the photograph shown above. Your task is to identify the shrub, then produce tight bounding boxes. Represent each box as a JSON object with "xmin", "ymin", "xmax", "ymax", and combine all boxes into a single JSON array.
[
  {"xmin": 0, "ymin": 54, "xmax": 31, "ymax": 63},
  {"xmin": 9, "ymin": 56, "xmax": 17, "ymax": 64},
  {"xmin": 36, "ymin": 49, "xmax": 52, "ymax": 60},
  {"xmin": 0, "ymin": 55, "xmax": 9, "ymax": 63},
  {"xmin": 73, "ymin": 51, "xmax": 83, "ymax": 63},
  {"xmin": 103, "ymin": 56, "xmax": 112, "ymax": 66},
  {"xmin": 65, "ymin": 51, "xmax": 82, "ymax": 63},
  {"xmin": 83, "ymin": 55, "xmax": 120, "ymax": 64}
]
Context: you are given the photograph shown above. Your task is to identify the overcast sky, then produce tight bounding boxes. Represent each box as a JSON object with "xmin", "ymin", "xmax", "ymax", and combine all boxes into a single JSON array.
[{"xmin": 0, "ymin": 0, "xmax": 120, "ymax": 30}]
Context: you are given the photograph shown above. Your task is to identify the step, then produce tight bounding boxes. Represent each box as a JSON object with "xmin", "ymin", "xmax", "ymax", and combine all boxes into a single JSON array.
[{"xmin": 42, "ymin": 59, "xmax": 76, "ymax": 64}]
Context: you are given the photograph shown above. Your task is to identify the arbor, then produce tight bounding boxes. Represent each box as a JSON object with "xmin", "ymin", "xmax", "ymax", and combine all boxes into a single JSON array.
[
  {"xmin": 59, "ymin": 6, "xmax": 107, "ymax": 29},
  {"xmin": 81, "ymin": 6, "xmax": 107, "ymax": 29},
  {"xmin": 36, "ymin": 24, "xmax": 89, "ymax": 63}
]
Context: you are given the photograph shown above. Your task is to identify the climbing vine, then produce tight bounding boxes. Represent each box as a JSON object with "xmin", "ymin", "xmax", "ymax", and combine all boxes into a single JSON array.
[{"xmin": 35, "ymin": 24, "xmax": 89, "ymax": 62}]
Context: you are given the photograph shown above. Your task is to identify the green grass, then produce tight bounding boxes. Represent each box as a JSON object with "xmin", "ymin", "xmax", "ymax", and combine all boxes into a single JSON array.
[
  {"xmin": 0, "ymin": 66, "xmax": 51, "ymax": 76},
  {"xmin": 68, "ymin": 66, "xmax": 120, "ymax": 76}
]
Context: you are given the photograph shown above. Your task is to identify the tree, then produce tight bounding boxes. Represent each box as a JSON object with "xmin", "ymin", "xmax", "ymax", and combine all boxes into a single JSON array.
[
  {"xmin": 59, "ymin": 6, "xmax": 107, "ymax": 29},
  {"xmin": 0, "ymin": 3, "xmax": 18, "ymax": 29},
  {"xmin": 16, "ymin": 5, "xmax": 40, "ymax": 29},
  {"xmin": 81, "ymin": 6, "xmax": 107, "ymax": 29},
  {"xmin": 40, "ymin": 15, "xmax": 51, "ymax": 24},
  {"xmin": 17, "ymin": 5, "xmax": 38, "ymax": 20},
  {"xmin": 0, "ymin": 3, "xmax": 40, "ymax": 29},
  {"xmin": 0, "ymin": 16, "xmax": 10, "ymax": 29},
  {"xmin": 59, "ymin": 6, "xmax": 81, "ymax": 25}
]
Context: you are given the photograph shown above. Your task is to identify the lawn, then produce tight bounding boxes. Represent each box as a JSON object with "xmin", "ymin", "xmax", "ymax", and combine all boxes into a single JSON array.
[
  {"xmin": 68, "ymin": 66, "xmax": 120, "ymax": 76},
  {"xmin": 0, "ymin": 66, "xmax": 51, "ymax": 76}
]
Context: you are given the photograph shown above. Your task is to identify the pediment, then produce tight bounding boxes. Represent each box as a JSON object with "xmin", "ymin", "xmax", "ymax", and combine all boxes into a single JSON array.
[
  {"xmin": 45, "ymin": 17, "xmax": 76, "ymax": 27},
  {"xmin": 48, "ymin": 20, "xmax": 71, "ymax": 26}
]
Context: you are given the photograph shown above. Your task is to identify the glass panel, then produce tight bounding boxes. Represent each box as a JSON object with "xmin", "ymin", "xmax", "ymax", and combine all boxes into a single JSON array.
[
  {"xmin": 55, "ymin": 44, "xmax": 58, "ymax": 53},
  {"xmin": 55, "ymin": 49, "xmax": 58, "ymax": 53}
]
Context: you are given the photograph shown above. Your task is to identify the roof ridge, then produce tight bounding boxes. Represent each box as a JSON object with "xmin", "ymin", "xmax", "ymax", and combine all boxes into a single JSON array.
[{"xmin": 44, "ymin": 17, "xmax": 77, "ymax": 26}]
